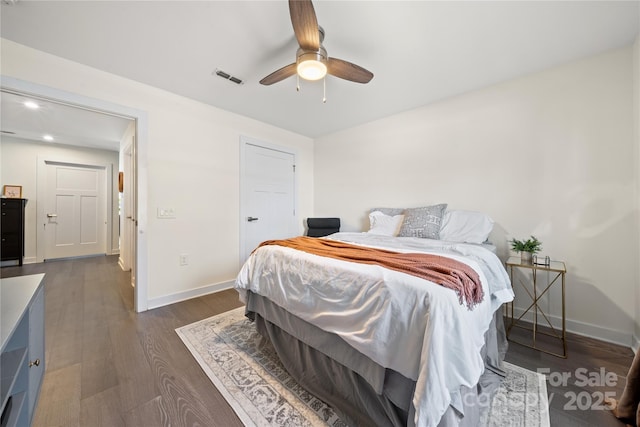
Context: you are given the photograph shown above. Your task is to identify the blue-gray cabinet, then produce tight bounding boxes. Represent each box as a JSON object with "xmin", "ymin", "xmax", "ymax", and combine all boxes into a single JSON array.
[{"xmin": 1, "ymin": 274, "xmax": 45, "ymax": 426}]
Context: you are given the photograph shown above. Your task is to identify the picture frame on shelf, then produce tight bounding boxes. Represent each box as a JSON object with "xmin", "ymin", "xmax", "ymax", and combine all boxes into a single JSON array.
[
  {"xmin": 3, "ymin": 185, "xmax": 22, "ymax": 198},
  {"xmin": 533, "ymin": 254, "xmax": 551, "ymax": 266}
]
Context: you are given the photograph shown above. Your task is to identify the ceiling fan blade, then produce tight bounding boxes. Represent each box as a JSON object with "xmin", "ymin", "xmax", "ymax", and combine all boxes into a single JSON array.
[
  {"xmin": 259, "ymin": 63, "xmax": 298, "ymax": 85},
  {"xmin": 327, "ymin": 58, "xmax": 374, "ymax": 84},
  {"xmin": 289, "ymin": 0, "xmax": 320, "ymax": 51}
]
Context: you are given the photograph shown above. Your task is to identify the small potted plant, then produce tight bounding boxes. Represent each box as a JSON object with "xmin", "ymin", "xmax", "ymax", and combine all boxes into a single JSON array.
[{"xmin": 510, "ymin": 235, "xmax": 542, "ymax": 263}]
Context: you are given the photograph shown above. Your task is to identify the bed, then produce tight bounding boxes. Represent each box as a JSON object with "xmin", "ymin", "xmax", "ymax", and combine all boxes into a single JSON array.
[{"xmin": 235, "ymin": 207, "xmax": 514, "ymax": 427}]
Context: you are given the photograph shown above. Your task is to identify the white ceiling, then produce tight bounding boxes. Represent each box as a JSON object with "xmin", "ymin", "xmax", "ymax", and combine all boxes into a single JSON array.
[
  {"xmin": 1, "ymin": 0, "xmax": 639, "ymax": 146},
  {"xmin": 1, "ymin": 90, "xmax": 132, "ymax": 151}
]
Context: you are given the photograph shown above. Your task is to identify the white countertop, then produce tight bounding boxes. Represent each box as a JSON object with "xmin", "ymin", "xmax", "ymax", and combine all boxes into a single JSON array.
[{"xmin": 1, "ymin": 274, "xmax": 45, "ymax": 351}]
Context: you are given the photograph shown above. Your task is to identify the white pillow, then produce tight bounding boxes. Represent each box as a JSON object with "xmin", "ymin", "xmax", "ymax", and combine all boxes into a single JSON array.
[
  {"xmin": 439, "ymin": 210, "xmax": 494, "ymax": 244},
  {"xmin": 368, "ymin": 211, "xmax": 405, "ymax": 236}
]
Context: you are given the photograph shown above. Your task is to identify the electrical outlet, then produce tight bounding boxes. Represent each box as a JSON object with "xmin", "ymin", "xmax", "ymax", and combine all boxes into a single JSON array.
[
  {"xmin": 157, "ymin": 207, "xmax": 176, "ymax": 219},
  {"xmin": 180, "ymin": 253, "xmax": 189, "ymax": 266}
]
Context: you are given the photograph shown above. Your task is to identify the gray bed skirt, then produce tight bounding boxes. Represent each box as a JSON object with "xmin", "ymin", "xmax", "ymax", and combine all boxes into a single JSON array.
[{"xmin": 245, "ymin": 291, "xmax": 508, "ymax": 427}]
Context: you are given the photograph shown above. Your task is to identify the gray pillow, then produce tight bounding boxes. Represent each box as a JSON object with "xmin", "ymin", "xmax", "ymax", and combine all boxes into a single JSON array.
[{"xmin": 398, "ymin": 204, "xmax": 448, "ymax": 239}]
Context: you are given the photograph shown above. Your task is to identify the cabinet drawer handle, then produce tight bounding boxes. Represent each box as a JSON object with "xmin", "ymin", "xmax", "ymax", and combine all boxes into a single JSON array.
[{"xmin": 29, "ymin": 359, "xmax": 40, "ymax": 367}]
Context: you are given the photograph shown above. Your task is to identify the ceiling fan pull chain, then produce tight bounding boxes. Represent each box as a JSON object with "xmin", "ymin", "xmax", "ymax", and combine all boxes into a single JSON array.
[
  {"xmin": 323, "ymin": 77, "xmax": 327, "ymax": 103},
  {"xmin": 296, "ymin": 74, "xmax": 300, "ymax": 92}
]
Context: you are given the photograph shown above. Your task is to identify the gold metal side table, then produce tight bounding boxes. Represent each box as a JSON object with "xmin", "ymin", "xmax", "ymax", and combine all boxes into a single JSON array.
[{"xmin": 505, "ymin": 256, "xmax": 567, "ymax": 358}]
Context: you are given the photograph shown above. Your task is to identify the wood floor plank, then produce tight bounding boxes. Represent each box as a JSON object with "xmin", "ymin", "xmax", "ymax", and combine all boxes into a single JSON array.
[
  {"xmin": 32, "ymin": 363, "xmax": 82, "ymax": 427},
  {"xmin": 80, "ymin": 354, "xmax": 119, "ymax": 401},
  {"xmin": 138, "ymin": 329, "xmax": 220, "ymax": 427},
  {"xmin": 5, "ymin": 255, "xmax": 632, "ymax": 427},
  {"xmin": 122, "ymin": 396, "xmax": 168, "ymax": 427},
  {"xmin": 46, "ymin": 310, "xmax": 83, "ymax": 371},
  {"xmin": 79, "ymin": 386, "xmax": 127, "ymax": 427},
  {"xmin": 108, "ymin": 316, "xmax": 159, "ymax": 412}
]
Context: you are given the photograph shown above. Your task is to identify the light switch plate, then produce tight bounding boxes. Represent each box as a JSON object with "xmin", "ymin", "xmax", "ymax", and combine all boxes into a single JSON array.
[
  {"xmin": 179, "ymin": 253, "xmax": 189, "ymax": 266},
  {"xmin": 157, "ymin": 207, "xmax": 176, "ymax": 219}
]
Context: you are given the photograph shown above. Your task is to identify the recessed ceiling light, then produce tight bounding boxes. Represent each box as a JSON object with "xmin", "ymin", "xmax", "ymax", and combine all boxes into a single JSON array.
[
  {"xmin": 43, "ymin": 135, "xmax": 54, "ymax": 142},
  {"xmin": 24, "ymin": 101, "xmax": 40, "ymax": 110}
]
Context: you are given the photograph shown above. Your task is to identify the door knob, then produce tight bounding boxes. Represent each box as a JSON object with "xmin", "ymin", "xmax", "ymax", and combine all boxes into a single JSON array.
[
  {"xmin": 247, "ymin": 217, "xmax": 259, "ymax": 222},
  {"xmin": 47, "ymin": 213, "xmax": 57, "ymax": 218}
]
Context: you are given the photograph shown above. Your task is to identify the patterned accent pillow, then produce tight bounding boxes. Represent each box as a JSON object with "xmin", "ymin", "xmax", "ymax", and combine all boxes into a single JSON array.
[{"xmin": 398, "ymin": 204, "xmax": 448, "ymax": 239}]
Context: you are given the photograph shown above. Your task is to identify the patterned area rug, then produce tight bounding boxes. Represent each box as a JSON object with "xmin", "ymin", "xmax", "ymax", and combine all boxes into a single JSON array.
[
  {"xmin": 176, "ymin": 307, "xmax": 549, "ymax": 427},
  {"xmin": 480, "ymin": 362, "xmax": 550, "ymax": 427}
]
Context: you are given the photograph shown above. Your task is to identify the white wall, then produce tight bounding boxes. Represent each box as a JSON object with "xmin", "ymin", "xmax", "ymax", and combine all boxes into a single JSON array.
[
  {"xmin": 315, "ymin": 46, "xmax": 636, "ymax": 346},
  {"xmin": 1, "ymin": 39, "xmax": 314, "ymax": 307},
  {"xmin": 0, "ymin": 137, "xmax": 120, "ymax": 263},
  {"xmin": 3, "ymin": 37, "xmax": 636, "ymax": 345}
]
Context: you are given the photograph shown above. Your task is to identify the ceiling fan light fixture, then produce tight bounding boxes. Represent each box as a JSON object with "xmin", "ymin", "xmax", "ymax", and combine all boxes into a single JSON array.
[
  {"xmin": 259, "ymin": 2, "xmax": 373, "ymax": 86},
  {"xmin": 296, "ymin": 49, "xmax": 327, "ymax": 81}
]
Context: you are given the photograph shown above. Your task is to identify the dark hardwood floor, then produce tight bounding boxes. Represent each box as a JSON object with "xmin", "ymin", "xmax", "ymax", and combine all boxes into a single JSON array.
[
  {"xmin": 2, "ymin": 256, "xmax": 244, "ymax": 427},
  {"xmin": 505, "ymin": 322, "xmax": 634, "ymax": 427},
  {"xmin": 1, "ymin": 256, "xmax": 634, "ymax": 426}
]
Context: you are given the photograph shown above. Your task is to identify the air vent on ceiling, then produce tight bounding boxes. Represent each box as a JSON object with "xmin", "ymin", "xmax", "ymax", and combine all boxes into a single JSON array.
[
  {"xmin": 214, "ymin": 69, "xmax": 244, "ymax": 85},
  {"xmin": 2, "ymin": 0, "xmax": 20, "ymax": 5}
]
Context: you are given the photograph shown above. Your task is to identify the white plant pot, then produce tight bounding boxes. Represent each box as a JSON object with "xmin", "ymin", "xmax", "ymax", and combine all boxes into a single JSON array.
[{"xmin": 521, "ymin": 252, "xmax": 533, "ymax": 264}]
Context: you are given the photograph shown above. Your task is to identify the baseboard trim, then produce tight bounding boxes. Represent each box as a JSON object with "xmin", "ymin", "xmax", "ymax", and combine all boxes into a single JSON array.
[
  {"xmin": 510, "ymin": 306, "xmax": 633, "ymax": 349},
  {"xmin": 632, "ymin": 334, "xmax": 639, "ymax": 354},
  {"xmin": 0, "ymin": 257, "xmax": 36, "ymax": 267},
  {"xmin": 147, "ymin": 280, "xmax": 236, "ymax": 310}
]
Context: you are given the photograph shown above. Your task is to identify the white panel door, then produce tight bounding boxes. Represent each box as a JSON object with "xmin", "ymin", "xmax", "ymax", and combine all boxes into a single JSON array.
[
  {"xmin": 241, "ymin": 142, "xmax": 296, "ymax": 263},
  {"xmin": 120, "ymin": 139, "xmax": 136, "ymax": 283},
  {"xmin": 124, "ymin": 139, "xmax": 136, "ymax": 288},
  {"xmin": 44, "ymin": 162, "xmax": 107, "ymax": 260}
]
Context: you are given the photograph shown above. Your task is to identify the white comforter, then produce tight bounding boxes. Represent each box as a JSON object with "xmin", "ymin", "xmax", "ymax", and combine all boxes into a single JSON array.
[{"xmin": 235, "ymin": 232, "xmax": 513, "ymax": 427}]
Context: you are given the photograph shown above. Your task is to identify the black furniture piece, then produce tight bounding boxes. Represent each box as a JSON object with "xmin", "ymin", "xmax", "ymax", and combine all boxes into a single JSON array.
[
  {"xmin": 1, "ymin": 198, "xmax": 27, "ymax": 266},
  {"xmin": 306, "ymin": 217, "xmax": 340, "ymax": 237}
]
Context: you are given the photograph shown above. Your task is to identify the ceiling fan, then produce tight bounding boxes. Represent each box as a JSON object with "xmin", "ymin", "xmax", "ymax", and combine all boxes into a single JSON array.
[{"xmin": 259, "ymin": 0, "xmax": 374, "ymax": 86}]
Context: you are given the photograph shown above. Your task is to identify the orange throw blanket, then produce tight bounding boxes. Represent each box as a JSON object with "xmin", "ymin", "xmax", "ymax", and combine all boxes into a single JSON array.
[{"xmin": 256, "ymin": 236, "xmax": 483, "ymax": 309}]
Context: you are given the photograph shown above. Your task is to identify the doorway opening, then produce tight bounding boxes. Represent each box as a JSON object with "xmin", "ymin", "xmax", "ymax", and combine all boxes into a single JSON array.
[{"xmin": 0, "ymin": 77, "xmax": 149, "ymax": 312}]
